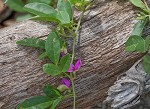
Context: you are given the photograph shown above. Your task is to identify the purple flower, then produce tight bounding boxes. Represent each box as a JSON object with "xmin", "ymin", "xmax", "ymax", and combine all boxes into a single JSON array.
[
  {"xmin": 68, "ymin": 59, "xmax": 81, "ymax": 72},
  {"xmin": 61, "ymin": 78, "xmax": 71, "ymax": 88}
]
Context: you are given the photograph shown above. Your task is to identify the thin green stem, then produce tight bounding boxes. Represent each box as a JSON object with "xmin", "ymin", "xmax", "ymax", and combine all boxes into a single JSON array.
[
  {"xmin": 71, "ymin": 37, "xmax": 76, "ymax": 63},
  {"xmin": 65, "ymin": 73, "xmax": 71, "ymax": 78},
  {"xmin": 69, "ymin": 37, "xmax": 76, "ymax": 109},
  {"xmin": 70, "ymin": 7, "xmax": 86, "ymax": 109},
  {"xmin": 75, "ymin": 10, "xmax": 85, "ymax": 34},
  {"xmin": 71, "ymin": 10, "xmax": 86, "ymax": 63},
  {"xmin": 70, "ymin": 73, "xmax": 76, "ymax": 109}
]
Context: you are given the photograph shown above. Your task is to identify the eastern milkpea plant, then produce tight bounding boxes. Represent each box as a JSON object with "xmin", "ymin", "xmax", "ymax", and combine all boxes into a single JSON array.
[
  {"xmin": 13, "ymin": 0, "xmax": 92, "ymax": 109},
  {"xmin": 125, "ymin": 0, "xmax": 150, "ymax": 74}
]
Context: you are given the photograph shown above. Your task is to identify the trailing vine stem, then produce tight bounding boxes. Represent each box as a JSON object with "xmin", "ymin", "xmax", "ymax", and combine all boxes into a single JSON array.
[
  {"xmin": 70, "ymin": 73, "xmax": 76, "ymax": 109},
  {"xmin": 70, "ymin": 9, "xmax": 86, "ymax": 109},
  {"xmin": 75, "ymin": 10, "xmax": 85, "ymax": 34},
  {"xmin": 71, "ymin": 10, "xmax": 85, "ymax": 63}
]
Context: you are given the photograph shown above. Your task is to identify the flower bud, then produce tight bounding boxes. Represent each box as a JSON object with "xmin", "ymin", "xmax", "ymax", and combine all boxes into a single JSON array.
[{"xmin": 57, "ymin": 84, "xmax": 69, "ymax": 92}]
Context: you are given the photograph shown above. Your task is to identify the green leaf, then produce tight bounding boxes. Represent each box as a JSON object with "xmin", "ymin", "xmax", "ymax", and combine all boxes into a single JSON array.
[
  {"xmin": 125, "ymin": 35, "xmax": 144, "ymax": 52},
  {"xmin": 56, "ymin": 11, "xmax": 70, "ymax": 24},
  {"xmin": 131, "ymin": 19, "xmax": 148, "ymax": 36},
  {"xmin": 69, "ymin": 0, "xmax": 82, "ymax": 6},
  {"xmin": 16, "ymin": 38, "xmax": 45, "ymax": 49},
  {"xmin": 135, "ymin": 40, "xmax": 148, "ymax": 53},
  {"xmin": 145, "ymin": 36, "xmax": 150, "ymax": 49},
  {"xmin": 24, "ymin": 3, "xmax": 57, "ymax": 18},
  {"xmin": 16, "ymin": 14, "xmax": 33, "ymax": 21},
  {"xmin": 125, "ymin": 18, "xmax": 149, "ymax": 53},
  {"xmin": 38, "ymin": 52, "xmax": 47, "ymax": 60},
  {"xmin": 30, "ymin": 16, "xmax": 59, "ymax": 22},
  {"xmin": 130, "ymin": 0, "xmax": 147, "ymax": 9},
  {"xmin": 16, "ymin": 96, "xmax": 52, "ymax": 109},
  {"xmin": 43, "ymin": 84, "xmax": 61, "ymax": 98},
  {"xmin": 6, "ymin": 0, "xmax": 25, "ymax": 12},
  {"xmin": 135, "ymin": 36, "xmax": 150, "ymax": 53},
  {"xmin": 43, "ymin": 63, "xmax": 62, "ymax": 76},
  {"xmin": 125, "ymin": 35, "xmax": 150, "ymax": 53},
  {"xmin": 59, "ymin": 54, "xmax": 71, "ymax": 72},
  {"xmin": 50, "ymin": 98, "xmax": 61, "ymax": 109},
  {"xmin": 45, "ymin": 32, "xmax": 61, "ymax": 64},
  {"xmin": 57, "ymin": 0, "xmax": 72, "ymax": 19},
  {"xmin": 28, "ymin": 0, "xmax": 53, "ymax": 4},
  {"xmin": 143, "ymin": 55, "xmax": 150, "ymax": 74}
]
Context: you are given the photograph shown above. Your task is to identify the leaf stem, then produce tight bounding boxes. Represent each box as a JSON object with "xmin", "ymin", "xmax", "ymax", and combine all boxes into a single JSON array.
[{"xmin": 63, "ymin": 94, "xmax": 73, "ymax": 100}]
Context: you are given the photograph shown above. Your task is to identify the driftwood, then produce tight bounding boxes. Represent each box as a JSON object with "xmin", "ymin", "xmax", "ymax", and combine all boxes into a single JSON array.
[
  {"xmin": 0, "ymin": 0, "xmax": 149, "ymax": 109},
  {"xmin": 105, "ymin": 58, "xmax": 150, "ymax": 109}
]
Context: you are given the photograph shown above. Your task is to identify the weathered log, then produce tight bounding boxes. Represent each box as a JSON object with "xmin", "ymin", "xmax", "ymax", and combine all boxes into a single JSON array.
[
  {"xmin": 105, "ymin": 58, "xmax": 150, "ymax": 109},
  {"xmin": 0, "ymin": 0, "xmax": 148, "ymax": 109}
]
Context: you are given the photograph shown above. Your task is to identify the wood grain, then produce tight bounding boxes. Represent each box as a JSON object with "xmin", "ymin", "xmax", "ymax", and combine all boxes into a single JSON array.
[{"xmin": 0, "ymin": 0, "xmax": 147, "ymax": 109}]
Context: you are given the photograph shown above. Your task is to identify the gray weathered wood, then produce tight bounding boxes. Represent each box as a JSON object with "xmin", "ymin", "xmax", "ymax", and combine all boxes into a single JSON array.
[
  {"xmin": 0, "ymin": 0, "xmax": 148, "ymax": 109},
  {"xmin": 105, "ymin": 59, "xmax": 150, "ymax": 109}
]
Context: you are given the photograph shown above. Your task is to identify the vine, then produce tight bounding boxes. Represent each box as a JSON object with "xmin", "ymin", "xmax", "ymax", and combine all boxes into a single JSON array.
[
  {"xmin": 125, "ymin": 0, "xmax": 150, "ymax": 74},
  {"xmin": 12, "ymin": 0, "xmax": 92, "ymax": 109}
]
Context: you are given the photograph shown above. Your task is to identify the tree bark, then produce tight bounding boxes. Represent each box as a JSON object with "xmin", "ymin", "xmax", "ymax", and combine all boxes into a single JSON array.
[{"xmin": 0, "ymin": 0, "xmax": 148, "ymax": 109}]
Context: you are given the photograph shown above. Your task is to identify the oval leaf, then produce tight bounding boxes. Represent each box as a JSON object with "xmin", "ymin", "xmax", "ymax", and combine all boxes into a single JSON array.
[
  {"xmin": 125, "ymin": 35, "xmax": 144, "ymax": 52},
  {"xmin": 16, "ymin": 38, "xmax": 45, "ymax": 49},
  {"xmin": 24, "ymin": 3, "xmax": 57, "ymax": 18},
  {"xmin": 28, "ymin": 0, "xmax": 53, "ymax": 5},
  {"xmin": 38, "ymin": 52, "xmax": 48, "ymax": 60},
  {"xmin": 43, "ymin": 84, "xmax": 61, "ymax": 98},
  {"xmin": 56, "ymin": 11, "xmax": 70, "ymax": 24},
  {"xmin": 45, "ymin": 32, "xmax": 61, "ymax": 64},
  {"xmin": 136, "ymin": 36, "xmax": 150, "ymax": 53},
  {"xmin": 16, "ymin": 96, "xmax": 52, "ymax": 109},
  {"xmin": 57, "ymin": 0, "xmax": 72, "ymax": 19},
  {"xmin": 130, "ymin": 0, "xmax": 146, "ymax": 9},
  {"xmin": 43, "ymin": 63, "xmax": 62, "ymax": 76},
  {"xmin": 131, "ymin": 19, "xmax": 148, "ymax": 36},
  {"xmin": 30, "ymin": 16, "xmax": 59, "ymax": 22},
  {"xmin": 16, "ymin": 14, "xmax": 33, "ymax": 21},
  {"xmin": 59, "ymin": 54, "xmax": 71, "ymax": 72},
  {"xmin": 143, "ymin": 55, "xmax": 150, "ymax": 74},
  {"xmin": 50, "ymin": 98, "xmax": 61, "ymax": 109},
  {"xmin": 6, "ymin": 0, "xmax": 25, "ymax": 12}
]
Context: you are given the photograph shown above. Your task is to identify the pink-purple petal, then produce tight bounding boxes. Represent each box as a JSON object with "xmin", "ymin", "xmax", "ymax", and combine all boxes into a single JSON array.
[
  {"xmin": 68, "ymin": 64, "xmax": 75, "ymax": 72},
  {"xmin": 74, "ymin": 59, "xmax": 81, "ymax": 70},
  {"xmin": 61, "ymin": 78, "xmax": 70, "ymax": 88}
]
